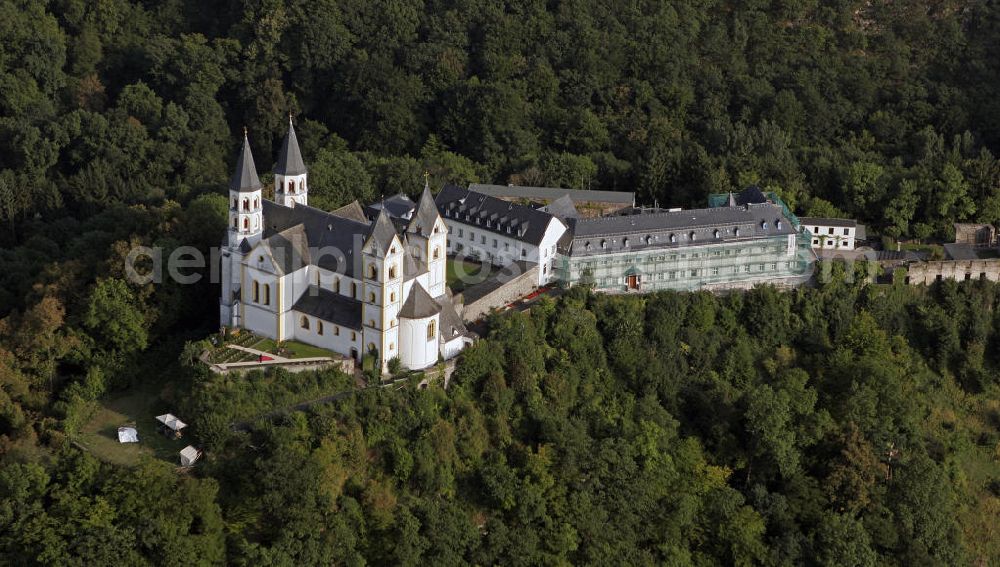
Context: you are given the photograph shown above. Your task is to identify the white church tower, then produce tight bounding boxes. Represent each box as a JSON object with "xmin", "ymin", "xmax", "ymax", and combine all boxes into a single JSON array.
[
  {"xmin": 407, "ymin": 179, "xmax": 448, "ymax": 297},
  {"xmin": 220, "ymin": 129, "xmax": 264, "ymax": 328},
  {"xmin": 274, "ymin": 115, "xmax": 308, "ymax": 208}
]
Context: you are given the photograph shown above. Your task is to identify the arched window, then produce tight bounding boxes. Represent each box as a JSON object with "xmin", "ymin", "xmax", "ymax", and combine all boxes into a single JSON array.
[
  {"xmin": 645, "ymin": 235, "xmax": 652, "ymax": 245},
  {"xmin": 263, "ymin": 284, "xmax": 270, "ymax": 306},
  {"xmin": 334, "ymin": 326, "xmax": 340, "ymax": 336},
  {"xmin": 252, "ymin": 280, "xmax": 260, "ymax": 303},
  {"xmin": 623, "ymin": 238, "xmax": 629, "ymax": 247},
  {"xmin": 243, "ymin": 218, "xmax": 249, "ymax": 230},
  {"xmin": 389, "ymin": 265, "xmax": 397, "ymax": 279},
  {"xmin": 426, "ymin": 319, "xmax": 436, "ymax": 340},
  {"xmin": 288, "ymin": 181, "xmax": 295, "ymax": 194},
  {"xmin": 368, "ymin": 292, "xmax": 376, "ymax": 303},
  {"xmin": 368, "ymin": 264, "xmax": 378, "ymax": 279},
  {"xmin": 689, "ymin": 231, "xmax": 696, "ymax": 241},
  {"xmin": 253, "ymin": 197, "xmax": 259, "ymax": 209},
  {"xmin": 367, "ymin": 342, "xmax": 376, "ymax": 353},
  {"xmin": 433, "ymin": 225, "xmax": 440, "ymax": 234},
  {"xmin": 299, "ymin": 180, "xmax": 305, "ymax": 191},
  {"xmin": 734, "ymin": 227, "xmax": 741, "ymax": 237},
  {"xmin": 233, "ymin": 218, "xmax": 238, "ymax": 229},
  {"xmin": 433, "ymin": 246, "xmax": 441, "ymax": 260},
  {"xmin": 761, "ymin": 221, "xmax": 768, "ymax": 230},
  {"xmin": 300, "ymin": 316, "xmax": 310, "ymax": 330},
  {"xmin": 317, "ymin": 321, "xmax": 324, "ymax": 335},
  {"xmin": 232, "ymin": 198, "xmax": 237, "ymax": 209},
  {"xmin": 242, "ymin": 198, "xmax": 249, "ymax": 211},
  {"xmin": 368, "ymin": 319, "xmax": 375, "ymax": 327},
  {"xmin": 713, "ymin": 229, "xmax": 720, "ymax": 239},
  {"xmin": 390, "ymin": 291, "xmax": 396, "ymax": 302},
  {"xmin": 669, "ymin": 233, "xmax": 676, "ymax": 243}
]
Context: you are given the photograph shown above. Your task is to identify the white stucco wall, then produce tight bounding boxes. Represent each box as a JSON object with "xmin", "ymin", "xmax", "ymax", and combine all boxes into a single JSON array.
[{"xmin": 399, "ymin": 314, "xmax": 440, "ymax": 369}]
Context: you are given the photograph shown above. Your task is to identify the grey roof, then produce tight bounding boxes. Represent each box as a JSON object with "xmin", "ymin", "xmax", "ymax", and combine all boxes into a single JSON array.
[
  {"xmin": 262, "ymin": 200, "xmax": 371, "ymax": 278},
  {"xmin": 367, "ymin": 209, "xmax": 399, "ymax": 255},
  {"xmin": 238, "ymin": 238, "xmax": 252, "ymax": 254},
  {"xmin": 944, "ymin": 243, "xmax": 980, "ymax": 261},
  {"xmin": 292, "ymin": 285, "xmax": 362, "ymax": 330},
  {"xmin": 730, "ymin": 186, "xmax": 767, "ymax": 206},
  {"xmin": 398, "ymin": 283, "xmax": 441, "ymax": 319},
  {"xmin": 367, "ymin": 194, "xmax": 416, "ymax": 220},
  {"xmin": 262, "ymin": 224, "xmax": 311, "ymax": 274},
  {"xmin": 230, "ymin": 133, "xmax": 263, "ymax": 193},
  {"xmin": 274, "ymin": 117, "xmax": 307, "ymax": 176},
  {"xmin": 402, "ymin": 244, "xmax": 428, "ymax": 278},
  {"xmin": 563, "ymin": 203, "xmax": 797, "ymax": 257},
  {"xmin": 540, "ymin": 194, "xmax": 579, "ymax": 220},
  {"xmin": 331, "ymin": 201, "xmax": 369, "ymax": 223},
  {"xmin": 437, "ymin": 293, "xmax": 474, "ymax": 339},
  {"xmin": 437, "ymin": 185, "xmax": 559, "ymax": 246},
  {"xmin": 469, "ymin": 183, "xmax": 634, "ymax": 205},
  {"xmin": 800, "ymin": 217, "xmax": 857, "ymax": 228},
  {"xmin": 408, "ymin": 185, "xmax": 441, "ymax": 236}
]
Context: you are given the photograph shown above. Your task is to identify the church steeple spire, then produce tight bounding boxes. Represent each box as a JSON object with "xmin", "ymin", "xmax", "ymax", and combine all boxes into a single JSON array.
[
  {"xmin": 275, "ymin": 113, "xmax": 307, "ymax": 176},
  {"xmin": 275, "ymin": 113, "xmax": 309, "ymax": 208},
  {"xmin": 230, "ymin": 128, "xmax": 263, "ymax": 193}
]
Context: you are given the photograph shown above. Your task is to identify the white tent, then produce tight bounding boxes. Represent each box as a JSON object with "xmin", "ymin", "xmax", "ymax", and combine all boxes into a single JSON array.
[
  {"xmin": 117, "ymin": 426, "xmax": 138, "ymax": 443},
  {"xmin": 179, "ymin": 445, "xmax": 201, "ymax": 467},
  {"xmin": 155, "ymin": 414, "xmax": 187, "ymax": 431}
]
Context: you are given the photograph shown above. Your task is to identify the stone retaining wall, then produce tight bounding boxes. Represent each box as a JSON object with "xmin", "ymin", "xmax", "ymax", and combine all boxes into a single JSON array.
[
  {"xmin": 906, "ymin": 259, "xmax": 1000, "ymax": 285},
  {"xmin": 455, "ymin": 264, "xmax": 539, "ymax": 322}
]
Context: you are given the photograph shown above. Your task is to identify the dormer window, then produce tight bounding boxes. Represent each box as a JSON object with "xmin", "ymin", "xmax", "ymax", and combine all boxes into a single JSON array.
[
  {"xmin": 645, "ymin": 235, "xmax": 652, "ymax": 245},
  {"xmin": 734, "ymin": 227, "xmax": 741, "ymax": 237},
  {"xmin": 585, "ymin": 242, "xmax": 592, "ymax": 251},
  {"xmin": 690, "ymin": 232, "xmax": 696, "ymax": 241},
  {"xmin": 623, "ymin": 238, "xmax": 629, "ymax": 247},
  {"xmin": 713, "ymin": 229, "xmax": 720, "ymax": 239},
  {"xmin": 776, "ymin": 220, "xmax": 782, "ymax": 230},
  {"xmin": 601, "ymin": 240, "xmax": 607, "ymax": 249},
  {"xmin": 761, "ymin": 221, "xmax": 768, "ymax": 230}
]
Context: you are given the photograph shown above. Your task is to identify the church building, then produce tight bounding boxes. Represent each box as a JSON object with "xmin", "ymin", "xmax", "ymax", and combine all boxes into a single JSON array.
[{"xmin": 220, "ymin": 119, "xmax": 473, "ymax": 371}]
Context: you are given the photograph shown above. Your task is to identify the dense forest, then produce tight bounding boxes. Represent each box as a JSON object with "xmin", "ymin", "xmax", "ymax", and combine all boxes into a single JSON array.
[{"xmin": 0, "ymin": 0, "xmax": 999, "ymax": 565}]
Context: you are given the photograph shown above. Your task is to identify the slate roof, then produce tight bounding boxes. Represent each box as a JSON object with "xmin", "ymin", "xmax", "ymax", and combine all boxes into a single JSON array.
[
  {"xmin": 731, "ymin": 186, "xmax": 768, "ymax": 206},
  {"xmin": 408, "ymin": 185, "xmax": 441, "ymax": 236},
  {"xmin": 540, "ymin": 194, "xmax": 579, "ymax": 220},
  {"xmin": 800, "ymin": 217, "xmax": 857, "ymax": 229},
  {"xmin": 331, "ymin": 201, "xmax": 369, "ymax": 223},
  {"xmin": 292, "ymin": 285, "xmax": 363, "ymax": 330},
  {"xmin": 563, "ymin": 202, "xmax": 797, "ymax": 257},
  {"xmin": 230, "ymin": 133, "xmax": 263, "ymax": 193},
  {"xmin": 366, "ymin": 209, "xmax": 399, "ymax": 255},
  {"xmin": 398, "ymin": 282, "xmax": 441, "ymax": 319},
  {"xmin": 274, "ymin": 117, "xmax": 307, "ymax": 176},
  {"xmin": 437, "ymin": 185, "xmax": 560, "ymax": 246},
  {"xmin": 262, "ymin": 200, "xmax": 370, "ymax": 278},
  {"xmin": 261, "ymin": 224, "xmax": 310, "ymax": 274},
  {"xmin": 366, "ymin": 193, "xmax": 416, "ymax": 220},
  {"xmin": 469, "ymin": 183, "xmax": 634, "ymax": 205},
  {"xmin": 944, "ymin": 243, "xmax": 980, "ymax": 261},
  {"xmin": 438, "ymin": 293, "xmax": 474, "ymax": 340}
]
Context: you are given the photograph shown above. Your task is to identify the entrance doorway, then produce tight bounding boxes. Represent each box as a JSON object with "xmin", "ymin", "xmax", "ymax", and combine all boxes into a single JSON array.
[
  {"xmin": 626, "ymin": 274, "xmax": 639, "ymax": 290},
  {"xmin": 350, "ymin": 348, "xmax": 359, "ymax": 361}
]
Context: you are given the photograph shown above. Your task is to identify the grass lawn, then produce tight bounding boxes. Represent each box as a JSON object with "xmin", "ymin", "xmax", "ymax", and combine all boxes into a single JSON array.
[
  {"xmin": 447, "ymin": 258, "xmax": 488, "ymax": 293},
  {"xmin": 77, "ymin": 379, "xmax": 187, "ymax": 467}
]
